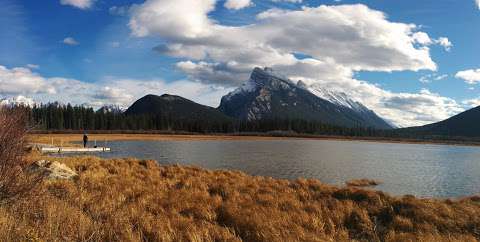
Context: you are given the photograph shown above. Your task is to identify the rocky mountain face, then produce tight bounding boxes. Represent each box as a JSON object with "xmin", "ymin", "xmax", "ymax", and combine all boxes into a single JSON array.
[
  {"xmin": 125, "ymin": 94, "xmax": 232, "ymax": 123},
  {"xmin": 218, "ymin": 67, "xmax": 392, "ymax": 129}
]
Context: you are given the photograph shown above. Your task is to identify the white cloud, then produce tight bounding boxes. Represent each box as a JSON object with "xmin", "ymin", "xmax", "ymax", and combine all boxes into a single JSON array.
[
  {"xmin": 176, "ymin": 60, "xmax": 252, "ymax": 86},
  {"xmin": 63, "ymin": 37, "xmax": 79, "ymax": 46},
  {"xmin": 476, "ymin": 0, "xmax": 480, "ymax": 9},
  {"xmin": 93, "ymin": 87, "xmax": 134, "ymax": 106},
  {"xmin": 0, "ymin": 66, "xmax": 56, "ymax": 95},
  {"xmin": 412, "ymin": 32, "xmax": 452, "ymax": 51},
  {"xmin": 435, "ymin": 37, "xmax": 452, "ymax": 51},
  {"xmin": 455, "ymin": 69, "xmax": 480, "ymax": 84},
  {"xmin": 129, "ymin": 0, "xmax": 216, "ymax": 38},
  {"xmin": 26, "ymin": 64, "xmax": 40, "ymax": 69},
  {"xmin": 224, "ymin": 0, "xmax": 253, "ymax": 10},
  {"xmin": 419, "ymin": 73, "xmax": 448, "ymax": 83},
  {"xmin": 412, "ymin": 32, "xmax": 433, "ymax": 45},
  {"xmin": 132, "ymin": 3, "xmax": 441, "ymax": 72},
  {"xmin": 271, "ymin": 0, "xmax": 302, "ymax": 2},
  {"xmin": 463, "ymin": 98, "xmax": 480, "ymax": 108},
  {"xmin": 60, "ymin": 0, "xmax": 95, "ymax": 9}
]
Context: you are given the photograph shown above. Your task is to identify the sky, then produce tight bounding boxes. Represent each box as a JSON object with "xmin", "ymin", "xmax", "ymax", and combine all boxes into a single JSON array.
[{"xmin": 0, "ymin": 0, "xmax": 479, "ymax": 127}]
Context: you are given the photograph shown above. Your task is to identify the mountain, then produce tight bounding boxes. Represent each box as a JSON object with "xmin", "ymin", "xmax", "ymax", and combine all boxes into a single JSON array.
[
  {"xmin": 218, "ymin": 67, "xmax": 392, "ymax": 129},
  {"xmin": 125, "ymin": 94, "xmax": 232, "ymax": 122},
  {"xmin": 402, "ymin": 106, "xmax": 480, "ymax": 137}
]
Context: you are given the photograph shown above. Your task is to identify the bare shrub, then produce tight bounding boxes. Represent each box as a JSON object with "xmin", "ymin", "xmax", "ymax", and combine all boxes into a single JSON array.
[{"xmin": 0, "ymin": 107, "xmax": 42, "ymax": 203}]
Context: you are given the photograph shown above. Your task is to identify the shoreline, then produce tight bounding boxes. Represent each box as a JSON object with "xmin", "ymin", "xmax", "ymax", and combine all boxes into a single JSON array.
[{"xmin": 28, "ymin": 132, "xmax": 480, "ymax": 148}]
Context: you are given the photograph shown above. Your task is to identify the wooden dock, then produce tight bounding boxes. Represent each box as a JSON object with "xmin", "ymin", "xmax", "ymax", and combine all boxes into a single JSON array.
[{"xmin": 41, "ymin": 147, "xmax": 111, "ymax": 154}]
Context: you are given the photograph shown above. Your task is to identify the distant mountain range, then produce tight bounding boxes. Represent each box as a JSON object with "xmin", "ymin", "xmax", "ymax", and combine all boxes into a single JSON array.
[
  {"xmin": 127, "ymin": 67, "xmax": 393, "ymax": 129},
  {"xmin": 401, "ymin": 106, "xmax": 480, "ymax": 137}
]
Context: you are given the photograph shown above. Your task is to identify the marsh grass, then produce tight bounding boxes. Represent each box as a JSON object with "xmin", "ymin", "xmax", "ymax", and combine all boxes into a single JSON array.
[{"xmin": 0, "ymin": 154, "xmax": 479, "ymax": 241}]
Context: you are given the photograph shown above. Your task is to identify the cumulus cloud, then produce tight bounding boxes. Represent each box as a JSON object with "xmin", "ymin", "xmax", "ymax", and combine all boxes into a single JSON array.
[
  {"xmin": 419, "ymin": 73, "xmax": 448, "ymax": 84},
  {"xmin": 435, "ymin": 37, "xmax": 452, "ymax": 51},
  {"xmin": 128, "ymin": 2, "xmax": 458, "ymax": 87},
  {"xmin": 0, "ymin": 66, "xmax": 56, "ymax": 95},
  {"xmin": 463, "ymin": 98, "xmax": 480, "ymax": 108},
  {"xmin": 132, "ymin": 3, "xmax": 441, "ymax": 72},
  {"xmin": 129, "ymin": 0, "xmax": 216, "ymax": 38},
  {"xmin": 60, "ymin": 0, "xmax": 95, "ymax": 9},
  {"xmin": 63, "ymin": 37, "xmax": 79, "ymax": 45},
  {"xmin": 224, "ymin": 0, "xmax": 253, "ymax": 10},
  {"xmin": 412, "ymin": 32, "xmax": 452, "ymax": 51},
  {"xmin": 26, "ymin": 64, "xmax": 40, "ymax": 69},
  {"xmin": 176, "ymin": 60, "xmax": 252, "ymax": 86},
  {"xmin": 476, "ymin": 0, "xmax": 480, "ymax": 9},
  {"xmin": 455, "ymin": 69, "xmax": 480, "ymax": 84},
  {"xmin": 127, "ymin": 1, "xmax": 457, "ymax": 127},
  {"xmin": 93, "ymin": 87, "xmax": 134, "ymax": 106}
]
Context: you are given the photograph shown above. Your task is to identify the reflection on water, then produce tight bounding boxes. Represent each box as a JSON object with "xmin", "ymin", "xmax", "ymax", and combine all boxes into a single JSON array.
[{"xmin": 74, "ymin": 139, "xmax": 480, "ymax": 198}]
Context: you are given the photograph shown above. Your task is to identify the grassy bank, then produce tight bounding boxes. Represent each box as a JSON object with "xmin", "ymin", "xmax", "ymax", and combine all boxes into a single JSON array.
[{"xmin": 1, "ymin": 154, "xmax": 479, "ymax": 241}]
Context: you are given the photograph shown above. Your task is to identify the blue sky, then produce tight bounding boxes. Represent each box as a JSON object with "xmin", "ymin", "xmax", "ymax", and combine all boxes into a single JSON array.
[{"xmin": 0, "ymin": 0, "xmax": 479, "ymax": 127}]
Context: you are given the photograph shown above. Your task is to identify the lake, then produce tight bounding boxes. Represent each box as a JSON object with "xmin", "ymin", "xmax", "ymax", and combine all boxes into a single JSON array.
[{"xmin": 82, "ymin": 139, "xmax": 480, "ymax": 198}]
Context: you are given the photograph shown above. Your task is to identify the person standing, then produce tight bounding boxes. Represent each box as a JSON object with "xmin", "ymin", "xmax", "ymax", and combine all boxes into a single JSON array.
[{"xmin": 83, "ymin": 133, "xmax": 88, "ymax": 148}]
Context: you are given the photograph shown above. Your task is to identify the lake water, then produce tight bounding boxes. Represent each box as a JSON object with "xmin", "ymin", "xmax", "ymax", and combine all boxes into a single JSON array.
[{"xmin": 80, "ymin": 139, "xmax": 480, "ymax": 198}]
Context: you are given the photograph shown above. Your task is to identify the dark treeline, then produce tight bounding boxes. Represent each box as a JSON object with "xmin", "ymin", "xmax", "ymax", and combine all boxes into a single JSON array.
[
  {"xmin": 14, "ymin": 103, "xmax": 473, "ymax": 141},
  {"xmin": 13, "ymin": 103, "xmax": 401, "ymax": 137}
]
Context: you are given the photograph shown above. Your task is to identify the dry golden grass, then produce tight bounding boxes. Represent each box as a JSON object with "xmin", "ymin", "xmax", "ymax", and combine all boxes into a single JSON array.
[{"xmin": 1, "ymin": 154, "xmax": 479, "ymax": 241}]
